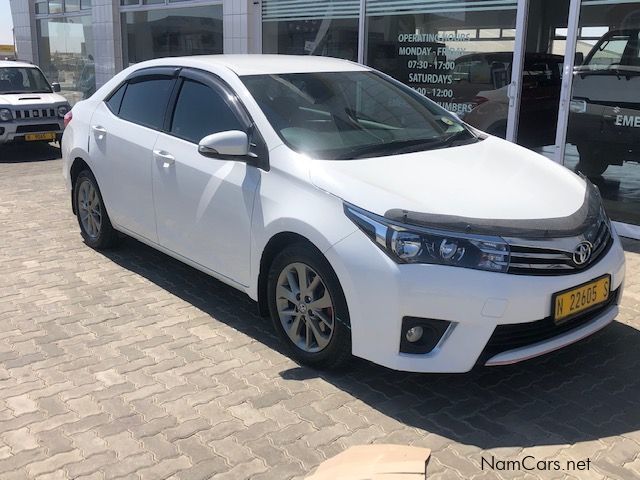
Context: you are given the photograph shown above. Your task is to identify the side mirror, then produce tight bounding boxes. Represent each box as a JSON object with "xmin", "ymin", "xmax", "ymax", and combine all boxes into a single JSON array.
[
  {"xmin": 198, "ymin": 130, "xmax": 249, "ymax": 158},
  {"xmin": 51, "ymin": 82, "xmax": 61, "ymax": 92},
  {"xmin": 575, "ymin": 52, "xmax": 584, "ymax": 65}
]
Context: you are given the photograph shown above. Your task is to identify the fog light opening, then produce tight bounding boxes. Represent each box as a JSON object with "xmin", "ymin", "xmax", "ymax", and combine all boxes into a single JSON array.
[
  {"xmin": 400, "ymin": 317, "xmax": 452, "ymax": 355},
  {"xmin": 405, "ymin": 326, "xmax": 424, "ymax": 343}
]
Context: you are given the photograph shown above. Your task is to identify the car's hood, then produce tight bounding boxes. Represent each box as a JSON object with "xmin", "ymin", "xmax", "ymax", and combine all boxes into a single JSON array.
[
  {"xmin": 0, "ymin": 92, "xmax": 67, "ymax": 106},
  {"xmin": 309, "ymin": 136, "xmax": 587, "ymax": 224}
]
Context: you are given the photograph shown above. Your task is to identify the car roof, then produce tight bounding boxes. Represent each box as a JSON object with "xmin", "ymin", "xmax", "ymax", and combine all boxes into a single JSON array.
[
  {"xmin": 128, "ymin": 54, "xmax": 370, "ymax": 76},
  {"xmin": 0, "ymin": 60, "xmax": 38, "ymax": 69}
]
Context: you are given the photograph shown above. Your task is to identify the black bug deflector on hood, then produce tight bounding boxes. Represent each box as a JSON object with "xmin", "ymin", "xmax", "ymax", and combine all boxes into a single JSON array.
[{"xmin": 384, "ymin": 181, "xmax": 603, "ymax": 239}]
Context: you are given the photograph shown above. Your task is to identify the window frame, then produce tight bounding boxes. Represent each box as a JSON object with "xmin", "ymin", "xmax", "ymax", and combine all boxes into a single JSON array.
[
  {"xmin": 583, "ymin": 29, "xmax": 639, "ymax": 68},
  {"xmin": 35, "ymin": 0, "xmax": 91, "ymax": 15},
  {"xmin": 103, "ymin": 66, "xmax": 269, "ymax": 169},
  {"xmin": 104, "ymin": 66, "xmax": 180, "ymax": 131},
  {"xmin": 164, "ymin": 67, "xmax": 270, "ymax": 168},
  {"xmin": 165, "ymin": 69, "xmax": 250, "ymax": 144},
  {"xmin": 104, "ymin": 82, "xmax": 127, "ymax": 115}
]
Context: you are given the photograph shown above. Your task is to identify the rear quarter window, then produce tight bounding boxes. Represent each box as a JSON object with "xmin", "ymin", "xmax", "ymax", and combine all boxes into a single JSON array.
[{"xmin": 105, "ymin": 83, "xmax": 126, "ymax": 114}]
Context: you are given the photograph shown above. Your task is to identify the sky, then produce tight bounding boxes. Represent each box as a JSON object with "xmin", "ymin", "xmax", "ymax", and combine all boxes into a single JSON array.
[{"xmin": 1, "ymin": 0, "xmax": 14, "ymax": 45}]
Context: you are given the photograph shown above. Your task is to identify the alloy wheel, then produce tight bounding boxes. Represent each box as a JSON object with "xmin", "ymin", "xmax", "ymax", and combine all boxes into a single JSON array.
[
  {"xmin": 275, "ymin": 262, "xmax": 335, "ymax": 353},
  {"xmin": 77, "ymin": 179, "xmax": 102, "ymax": 239}
]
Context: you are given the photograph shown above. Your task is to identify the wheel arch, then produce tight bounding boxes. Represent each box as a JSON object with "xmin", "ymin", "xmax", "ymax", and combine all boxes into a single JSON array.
[
  {"xmin": 256, "ymin": 231, "xmax": 325, "ymax": 317},
  {"xmin": 69, "ymin": 157, "xmax": 92, "ymax": 214}
]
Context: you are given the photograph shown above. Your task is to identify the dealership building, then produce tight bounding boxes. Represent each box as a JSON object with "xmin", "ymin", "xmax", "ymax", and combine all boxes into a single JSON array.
[{"xmin": 8, "ymin": 0, "xmax": 640, "ymax": 236}]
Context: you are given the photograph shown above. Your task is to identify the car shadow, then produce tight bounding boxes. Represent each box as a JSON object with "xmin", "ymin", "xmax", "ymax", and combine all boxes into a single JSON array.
[
  {"xmin": 0, "ymin": 142, "xmax": 61, "ymax": 163},
  {"xmin": 99, "ymin": 234, "xmax": 640, "ymax": 450}
]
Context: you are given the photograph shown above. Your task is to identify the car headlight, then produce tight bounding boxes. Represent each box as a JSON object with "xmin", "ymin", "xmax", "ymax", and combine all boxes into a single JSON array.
[
  {"xmin": 57, "ymin": 105, "xmax": 70, "ymax": 117},
  {"xmin": 344, "ymin": 203, "xmax": 510, "ymax": 272},
  {"xmin": 0, "ymin": 108, "xmax": 12, "ymax": 122}
]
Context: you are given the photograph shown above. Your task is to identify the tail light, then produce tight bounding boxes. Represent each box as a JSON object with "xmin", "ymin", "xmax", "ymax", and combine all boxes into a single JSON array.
[{"xmin": 63, "ymin": 110, "xmax": 72, "ymax": 128}]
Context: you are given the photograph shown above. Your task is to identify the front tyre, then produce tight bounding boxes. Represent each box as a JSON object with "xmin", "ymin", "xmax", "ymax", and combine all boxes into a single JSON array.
[
  {"xmin": 267, "ymin": 243, "xmax": 351, "ymax": 370},
  {"xmin": 74, "ymin": 169, "xmax": 118, "ymax": 249}
]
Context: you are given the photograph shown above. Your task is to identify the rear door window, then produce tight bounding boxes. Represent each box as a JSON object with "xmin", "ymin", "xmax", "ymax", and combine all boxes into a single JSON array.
[{"xmin": 118, "ymin": 77, "xmax": 174, "ymax": 130}]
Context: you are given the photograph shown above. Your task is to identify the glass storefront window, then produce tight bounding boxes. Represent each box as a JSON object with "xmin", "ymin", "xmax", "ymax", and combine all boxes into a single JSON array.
[
  {"xmin": 365, "ymin": 1, "xmax": 518, "ymax": 126},
  {"xmin": 35, "ymin": 1, "xmax": 49, "ymax": 15},
  {"xmin": 48, "ymin": 0, "xmax": 64, "ymax": 14},
  {"xmin": 36, "ymin": 15, "xmax": 95, "ymax": 105},
  {"xmin": 65, "ymin": 0, "xmax": 81, "ymax": 12},
  {"xmin": 565, "ymin": 1, "xmax": 640, "ymax": 225},
  {"xmin": 262, "ymin": 0, "xmax": 359, "ymax": 61},
  {"xmin": 121, "ymin": 5, "xmax": 223, "ymax": 66}
]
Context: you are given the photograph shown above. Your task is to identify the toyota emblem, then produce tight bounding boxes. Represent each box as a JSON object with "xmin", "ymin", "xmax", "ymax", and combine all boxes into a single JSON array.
[{"xmin": 573, "ymin": 241, "xmax": 592, "ymax": 266}]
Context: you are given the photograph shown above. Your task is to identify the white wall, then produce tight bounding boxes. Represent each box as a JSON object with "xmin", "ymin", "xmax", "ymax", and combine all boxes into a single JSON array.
[{"xmin": 223, "ymin": 0, "xmax": 260, "ymax": 54}]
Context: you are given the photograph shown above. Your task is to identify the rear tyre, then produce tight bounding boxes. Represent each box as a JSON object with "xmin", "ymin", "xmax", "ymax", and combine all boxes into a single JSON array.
[
  {"xmin": 74, "ymin": 169, "xmax": 118, "ymax": 249},
  {"xmin": 267, "ymin": 243, "xmax": 351, "ymax": 370},
  {"xmin": 576, "ymin": 144, "xmax": 609, "ymax": 177}
]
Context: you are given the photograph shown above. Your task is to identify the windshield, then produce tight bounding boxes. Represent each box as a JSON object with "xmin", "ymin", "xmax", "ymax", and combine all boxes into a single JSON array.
[
  {"xmin": 0, "ymin": 67, "xmax": 52, "ymax": 94},
  {"xmin": 581, "ymin": 30, "xmax": 640, "ymax": 74},
  {"xmin": 241, "ymin": 71, "xmax": 478, "ymax": 160}
]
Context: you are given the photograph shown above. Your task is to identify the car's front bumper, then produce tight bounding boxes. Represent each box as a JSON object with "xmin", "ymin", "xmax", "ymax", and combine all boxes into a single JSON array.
[
  {"xmin": 0, "ymin": 120, "xmax": 64, "ymax": 144},
  {"xmin": 325, "ymin": 228, "xmax": 626, "ymax": 373}
]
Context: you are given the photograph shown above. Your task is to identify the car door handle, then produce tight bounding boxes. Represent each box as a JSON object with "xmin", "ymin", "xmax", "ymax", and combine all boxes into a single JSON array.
[
  {"xmin": 91, "ymin": 125, "xmax": 107, "ymax": 138},
  {"xmin": 153, "ymin": 149, "xmax": 175, "ymax": 167}
]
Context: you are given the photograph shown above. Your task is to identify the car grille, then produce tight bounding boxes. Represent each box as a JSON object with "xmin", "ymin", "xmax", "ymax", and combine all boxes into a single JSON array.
[
  {"xmin": 477, "ymin": 288, "xmax": 619, "ymax": 365},
  {"xmin": 507, "ymin": 219, "xmax": 612, "ymax": 275},
  {"xmin": 13, "ymin": 108, "xmax": 58, "ymax": 120},
  {"xmin": 16, "ymin": 124, "xmax": 61, "ymax": 133}
]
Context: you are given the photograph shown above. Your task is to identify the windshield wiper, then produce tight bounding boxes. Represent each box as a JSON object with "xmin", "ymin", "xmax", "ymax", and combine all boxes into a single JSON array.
[
  {"xmin": 578, "ymin": 66, "xmax": 640, "ymax": 79},
  {"xmin": 388, "ymin": 129, "xmax": 478, "ymax": 155},
  {"xmin": 339, "ymin": 138, "xmax": 441, "ymax": 160},
  {"xmin": 328, "ymin": 128, "xmax": 479, "ymax": 160}
]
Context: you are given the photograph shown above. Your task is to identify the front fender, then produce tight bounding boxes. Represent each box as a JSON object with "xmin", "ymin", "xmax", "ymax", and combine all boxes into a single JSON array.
[{"xmin": 247, "ymin": 187, "xmax": 357, "ymax": 301}]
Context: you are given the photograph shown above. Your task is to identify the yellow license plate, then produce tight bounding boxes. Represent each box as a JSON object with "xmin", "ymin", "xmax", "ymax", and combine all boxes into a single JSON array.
[
  {"xmin": 25, "ymin": 132, "xmax": 56, "ymax": 141},
  {"xmin": 553, "ymin": 275, "xmax": 610, "ymax": 323}
]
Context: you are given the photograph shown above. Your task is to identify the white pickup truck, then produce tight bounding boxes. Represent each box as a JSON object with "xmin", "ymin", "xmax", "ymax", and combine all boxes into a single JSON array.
[{"xmin": 0, "ymin": 60, "xmax": 71, "ymax": 145}]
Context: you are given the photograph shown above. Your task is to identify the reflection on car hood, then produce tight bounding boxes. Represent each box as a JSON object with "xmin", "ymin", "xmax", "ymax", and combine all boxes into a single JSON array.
[
  {"xmin": 309, "ymin": 136, "xmax": 587, "ymax": 225},
  {"xmin": 0, "ymin": 92, "xmax": 67, "ymax": 106}
]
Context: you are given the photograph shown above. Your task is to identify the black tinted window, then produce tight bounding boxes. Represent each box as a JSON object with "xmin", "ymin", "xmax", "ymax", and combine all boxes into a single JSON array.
[
  {"xmin": 119, "ymin": 77, "xmax": 174, "ymax": 129},
  {"xmin": 106, "ymin": 83, "xmax": 126, "ymax": 114},
  {"xmin": 171, "ymin": 79, "xmax": 244, "ymax": 143}
]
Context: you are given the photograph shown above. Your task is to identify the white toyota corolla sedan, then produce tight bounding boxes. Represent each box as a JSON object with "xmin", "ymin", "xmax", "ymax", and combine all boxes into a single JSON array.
[{"xmin": 62, "ymin": 55, "xmax": 626, "ymax": 373}]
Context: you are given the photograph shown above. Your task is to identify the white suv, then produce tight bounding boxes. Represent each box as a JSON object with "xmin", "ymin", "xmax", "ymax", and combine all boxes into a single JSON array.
[
  {"xmin": 0, "ymin": 61, "xmax": 70, "ymax": 145},
  {"xmin": 62, "ymin": 55, "xmax": 626, "ymax": 373}
]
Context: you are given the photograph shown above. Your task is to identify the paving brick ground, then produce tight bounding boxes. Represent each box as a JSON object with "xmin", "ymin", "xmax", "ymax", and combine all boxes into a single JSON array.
[{"xmin": 1, "ymin": 143, "xmax": 639, "ymax": 480}]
